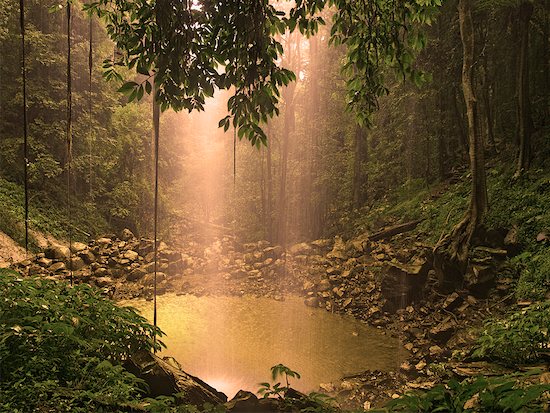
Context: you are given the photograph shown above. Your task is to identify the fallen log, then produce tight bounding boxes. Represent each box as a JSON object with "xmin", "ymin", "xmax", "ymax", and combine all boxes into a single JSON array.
[{"xmin": 369, "ymin": 219, "xmax": 423, "ymax": 242}]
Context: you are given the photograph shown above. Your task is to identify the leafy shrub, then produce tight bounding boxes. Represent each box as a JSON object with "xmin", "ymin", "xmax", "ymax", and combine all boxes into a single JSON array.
[
  {"xmin": 471, "ymin": 301, "xmax": 550, "ymax": 366},
  {"xmin": 0, "ymin": 272, "xmax": 164, "ymax": 412},
  {"xmin": 382, "ymin": 372, "xmax": 550, "ymax": 412},
  {"xmin": 513, "ymin": 249, "xmax": 550, "ymax": 301},
  {"xmin": 258, "ymin": 364, "xmax": 337, "ymax": 412}
]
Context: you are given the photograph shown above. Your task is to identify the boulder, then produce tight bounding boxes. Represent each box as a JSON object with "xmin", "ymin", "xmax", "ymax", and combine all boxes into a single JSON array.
[
  {"xmin": 289, "ymin": 242, "xmax": 312, "ymax": 255},
  {"xmin": 37, "ymin": 257, "xmax": 53, "ymax": 267},
  {"xmin": 167, "ymin": 259, "xmax": 185, "ymax": 276},
  {"xmin": 327, "ymin": 236, "xmax": 346, "ymax": 260},
  {"xmin": 345, "ymin": 239, "xmax": 365, "ymax": 257},
  {"xmin": 68, "ymin": 257, "xmax": 85, "ymax": 271},
  {"xmin": 71, "ymin": 242, "xmax": 88, "ymax": 253},
  {"xmin": 141, "ymin": 272, "xmax": 167, "ymax": 286},
  {"xmin": 317, "ymin": 279, "xmax": 332, "ymax": 292},
  {"xmin": 121, "ymin": 228, "xmax": 135, "ymax": 241},
  {"xmin": 79, "ymin": 250, "xmax": 96, "ymax": 264},
  {"xmin": 49, "ymin": 262, "xmax": 66, "ymax": 272},
  {"xmin": 225, "ymin": 390, "xmax": 278, "ymax": 412},
  {"xmin": 429, "ymin": 318, "xmax": 457, "ymax": 345},
  {"xmin": 304, "ymin": 297, "xmax": 320, "ymax": 307},
  {"xmin": 381, "ymin": 260, "xmax": 431, "ymax": 312},
  {"xmin": 96, "ymin": 237, "xmax": 112, "ymax": 247},
  {"xmin": 124, "ymin": 351, "xmax": 227, "ymax": 405},
  {"xmin": 311, "ymin": 239, "xmax": 332, "ymax": 249},
  {"xmin": 465, "ymin": 264, "xmax": 496, "ymax": 297},
  {"xmin": 504, "ymin": 225, "xmax": 520, "ymax": 253},
  {"xmin": 45, "ymin": 245, "xmax": 70, "ymax": 261},
  {"xmin": 94, "ymin": 276, "xmax": 113, "ymax": 288},
  {"xmin": 161, "ymin": 250, "xmax": 182, "ymax": 262},
  {"xmin": 123, "ymin": 250, "xmax": 139, "ymax": 262},
  {"xmin": 127, "ymin": 268, "xmax": 147, "ymax": 281},
  {"xmin": 263, "ymin": 246, "xmax": 283, "ymax": 259}
]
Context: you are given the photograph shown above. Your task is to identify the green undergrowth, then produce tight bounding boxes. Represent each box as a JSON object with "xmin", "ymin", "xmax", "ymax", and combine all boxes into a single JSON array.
[
  {"xmin": 348, "ymin": 165, "xmax": 550, "ymax": 301},
  {"xmin": 0, "ymin": 270, "xmax": 157, "ymax": 412},
  {"xmin": 471, "ymin": 301, "xmax": 550, "ymax": 367},
  {"xmin": 0, "ymin": 178, "xmax": 108, "ymax": 250},
  {"xmin": 374, "ymin": 370, "xmax": 550, "ymax": 413}
]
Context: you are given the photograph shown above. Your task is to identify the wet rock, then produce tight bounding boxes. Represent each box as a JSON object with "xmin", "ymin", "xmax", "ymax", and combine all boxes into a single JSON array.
[
  {"xmin": 225, "ymin": 390, "xmax": 278, "ymax": 412},
  {"xmin": 124, "ymin": 350, "xmax": 227, "ymax": 405},
  {"xmin": 381, "ymin": 260, "xmax": 430, "ymax": 312}
]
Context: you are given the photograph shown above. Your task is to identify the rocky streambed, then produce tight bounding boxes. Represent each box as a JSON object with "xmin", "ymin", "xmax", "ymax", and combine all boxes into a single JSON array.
[{"xmin": 11, "ymin": 223, "xmax": 526, "ymax": 409}]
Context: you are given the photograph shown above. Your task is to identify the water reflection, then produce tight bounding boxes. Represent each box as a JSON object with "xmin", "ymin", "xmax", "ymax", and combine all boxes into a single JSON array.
[{"xmin": 123, "ymin": 294, "xmax": 403, "ymax": 398}]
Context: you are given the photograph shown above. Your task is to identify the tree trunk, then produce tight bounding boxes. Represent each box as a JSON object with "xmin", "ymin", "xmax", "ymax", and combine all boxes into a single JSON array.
[
  {"xmin": 433, "ymin": 0, "xmax": 488, "ymax": 292},
  {"xmin": 352, "ymin": 125, "xmax": 368, "ymax": 209},
  {"xmin": 266, "ymin": 127, "xmax": 274, "ymax": 242},
  {"xmin": 514, "ymin": 2, "xmax": 534, "ymax": 177}
]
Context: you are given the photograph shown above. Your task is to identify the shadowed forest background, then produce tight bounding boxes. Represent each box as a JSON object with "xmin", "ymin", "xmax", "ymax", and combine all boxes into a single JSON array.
[{"xmin": 1, "ymin": 0, "xmax": 547, "ymax": 247}]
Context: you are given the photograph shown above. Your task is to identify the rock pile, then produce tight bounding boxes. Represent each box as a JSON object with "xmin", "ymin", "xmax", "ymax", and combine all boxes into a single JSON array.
[{"xmin": 13, "ymin": 229, "xmax": 187, "ymax": 299}]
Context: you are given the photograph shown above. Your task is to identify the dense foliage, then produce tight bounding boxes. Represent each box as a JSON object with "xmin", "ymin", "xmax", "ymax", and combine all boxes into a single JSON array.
[
  {"xmin": 0, "ymin": 269, "xmax": 163, "ymax": 412},
  {"xmin": 383, "ymin": 371, "xmax": 550, "ymax": 413},
  {"xmin": 471, "ymin": 301, "xmax": 550, "ymax": 366}
]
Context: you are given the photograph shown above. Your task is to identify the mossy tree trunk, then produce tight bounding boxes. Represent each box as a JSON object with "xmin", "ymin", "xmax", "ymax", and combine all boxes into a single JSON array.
[
  {"xmin": 434, "ymin": 0, "xmax": 488, "ymax": 291},
  {"xmin": 514, "ymin": 1, "xmax": 534, "ymax": 177}
]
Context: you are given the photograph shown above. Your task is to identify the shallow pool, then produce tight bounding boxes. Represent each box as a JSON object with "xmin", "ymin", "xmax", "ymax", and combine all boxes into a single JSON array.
[{"xmin": 122, "ymin": 294, "xmax": 404, "ymax": 398}]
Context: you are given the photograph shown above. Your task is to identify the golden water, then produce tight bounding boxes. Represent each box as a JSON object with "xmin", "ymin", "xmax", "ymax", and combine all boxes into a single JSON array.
[{"xmin": 123, "ymin": 294, "xmax": 403, "ymax": 398}]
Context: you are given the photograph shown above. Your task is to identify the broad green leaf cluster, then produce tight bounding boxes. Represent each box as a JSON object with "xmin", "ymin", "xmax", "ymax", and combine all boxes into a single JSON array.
[
  {"xmin": 84, "ymin": 0, "xmax": 441, "ymax": 143},
  {"xmin": 0, "ymin": 270, "xmax": 163, "ymax": 411}
]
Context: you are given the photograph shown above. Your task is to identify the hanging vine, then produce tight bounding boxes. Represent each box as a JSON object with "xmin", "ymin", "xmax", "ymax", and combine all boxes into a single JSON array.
[
  {"xmin": 66, "ymin": 1, "xmax": 73, "ymax": 285},
  {"xmin": 19, "ymin": 0, "xmax": 29, "ymax": 255}
]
